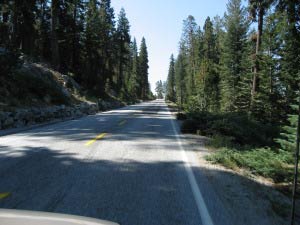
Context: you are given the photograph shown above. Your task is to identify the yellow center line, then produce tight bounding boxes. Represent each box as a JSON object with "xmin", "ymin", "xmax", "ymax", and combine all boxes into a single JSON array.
[
  {"xmin": 85, "ymin": 133, "xmax": 107, "ymax": 146},
  {"xmin": 118, "ymin": 119, "xmax": 127, "ymax": 126},
  {"xmin": 0, "ymin": 192, "xmax": 11, "ymax": 200}
]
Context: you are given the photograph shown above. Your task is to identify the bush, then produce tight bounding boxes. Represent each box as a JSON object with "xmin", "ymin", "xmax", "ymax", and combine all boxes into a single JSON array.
[
  {"xmin": 183, "ymin": 111, "xmax": 279, "ymax": 147},
  {"xmin": 206, "ymin": 147, "xmax": 293, "ymax": 183},
  {"xmin": 206, "ymin": 148, "xmax": 240, "ymax": 170},
  {"xmin": 208, "ymin": 135, "xmax": 236, "ymax": 149},
  {"xmin": 176, "ymin": 112, "xmax": 187, "ymax": 120},
  {"xmin": 181, "ymin": 119, "xmax": 199, "ymax": 133}
]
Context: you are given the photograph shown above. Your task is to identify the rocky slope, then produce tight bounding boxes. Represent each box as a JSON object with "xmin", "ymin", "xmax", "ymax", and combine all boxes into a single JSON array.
[{"xmin": 0, "ymin": 61, "xmax": 124, "ymax": 130}]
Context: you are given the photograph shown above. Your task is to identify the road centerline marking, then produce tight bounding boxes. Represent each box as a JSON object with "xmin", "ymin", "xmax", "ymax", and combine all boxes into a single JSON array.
[
  {"xmin": 85, "ymin": 133, "xmax": 107, "ymax": 146},
  {"xmin": 0, "ymin": 192, "xmax": 11, "ymax": 200}
]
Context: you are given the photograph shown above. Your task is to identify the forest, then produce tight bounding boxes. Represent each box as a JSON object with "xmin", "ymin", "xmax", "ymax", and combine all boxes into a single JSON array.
[
  {"xmin": 1, "ymin": 0, "xmax": 299, "ymax": 193},
  {"xmin": 0, "ymin": 0, "xmax": 151, "ymax": 102},
  {"xmin": 165, "ymin": 0, "xmax": 300, "ymax": 187}
]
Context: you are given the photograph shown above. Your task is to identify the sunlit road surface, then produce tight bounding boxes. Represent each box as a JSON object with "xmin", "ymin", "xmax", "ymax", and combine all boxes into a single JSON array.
[{"xmin": 0, "ymin": 100, "xmax": 231, "ymax": 225}]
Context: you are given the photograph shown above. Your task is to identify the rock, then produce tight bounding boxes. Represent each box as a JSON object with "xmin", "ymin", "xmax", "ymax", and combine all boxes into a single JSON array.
[
  {"xmin": 75, "ymin": 110, "xmax": 82, "ymax": 116},
  {"xmin": 0, "ymin": 101, "xmax": 102, "ymax": 130}
]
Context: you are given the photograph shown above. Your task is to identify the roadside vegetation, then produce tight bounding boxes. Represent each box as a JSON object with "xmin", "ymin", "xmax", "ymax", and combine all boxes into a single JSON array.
[
  {"xmin": 165, "ymin": 0, "xmax": 300, "ymax": 192},
  {"xmin": 178, "ymin": 110, "xmax": 296, "ymax": 184}
]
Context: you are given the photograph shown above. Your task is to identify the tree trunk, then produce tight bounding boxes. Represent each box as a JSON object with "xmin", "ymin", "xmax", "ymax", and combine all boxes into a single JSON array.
[
  {"xmin": 51, "ymin": 0, "xmax": 60, "ymax": 70},
  {"xmin": 71, "ymin": 0, "xmax": 78, "ymax": 73},
  {"xmin": 11, "ymin": 1, "xmax": 19, "ymax": 48},
  {"xmin": 118, "ymin": 39, "xmax": 124, "ymax": 91},
  {"xmin": 251, "ymin": 4, "xmax": 264, "ymax": 103}
]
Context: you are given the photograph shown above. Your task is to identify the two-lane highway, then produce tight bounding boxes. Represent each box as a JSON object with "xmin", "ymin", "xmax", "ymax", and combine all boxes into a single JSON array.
[{"xmin": 0, "ymin": 100, "xmax": 230, "ymax": 225}]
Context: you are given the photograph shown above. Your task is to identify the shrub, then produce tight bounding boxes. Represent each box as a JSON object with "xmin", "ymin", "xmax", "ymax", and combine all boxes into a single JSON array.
[
  {"xmin": 181, "ymin": 119, "xmax": 199, "ymax": 133},
  {"xmin": 208, "ymin": 135, "xmax": 236, "ymax": 149},
  {"xmin": 206, "ymin": 147, "xmax": 293, "ymax": 183},
  {"xmin": 176, "ymin": 112, "xmax": 187, "ymax": 120},
  {"xmin": 183, "ymin": 111, "xmax": 279, "ymax": 147}
]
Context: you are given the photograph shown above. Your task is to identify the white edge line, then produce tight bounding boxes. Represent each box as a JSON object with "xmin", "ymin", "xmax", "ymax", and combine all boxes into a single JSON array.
[{"xmin": 168, "ymin": 107, "xmax": 214, "ymax": 225}]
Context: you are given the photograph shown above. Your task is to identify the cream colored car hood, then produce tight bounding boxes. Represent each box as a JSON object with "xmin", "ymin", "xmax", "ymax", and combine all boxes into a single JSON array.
[{"xmin": 0, "ymin": 209, "xmax": 119, "ymax": 225}]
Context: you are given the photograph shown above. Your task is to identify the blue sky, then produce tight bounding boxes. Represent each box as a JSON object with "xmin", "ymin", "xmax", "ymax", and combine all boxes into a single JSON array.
[{"xmin": 111, "ymin": 0, "xmax": 229, "ymax": 92}]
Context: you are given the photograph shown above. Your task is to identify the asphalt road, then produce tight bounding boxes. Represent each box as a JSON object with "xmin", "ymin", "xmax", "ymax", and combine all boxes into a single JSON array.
[{"xmin": 0, "ymin": 100, "xmax": 231, "ymax": 225}]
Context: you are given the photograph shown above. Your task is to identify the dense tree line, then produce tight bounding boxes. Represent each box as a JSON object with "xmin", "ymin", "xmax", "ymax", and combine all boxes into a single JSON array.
[
  {"xmin": 164, "ymin": 0, "xmax": 300, "ymax": 193},
  {"xmin": 0, "ymin": 0, "xmax": 151, "ymax": 100},
  {"xmin": 155, "ymin": 80, "xmax": 164, "ymax": 99},
  {"xmin": 166, "ymin": 0, "xmax": 300, "ymax": 125}
]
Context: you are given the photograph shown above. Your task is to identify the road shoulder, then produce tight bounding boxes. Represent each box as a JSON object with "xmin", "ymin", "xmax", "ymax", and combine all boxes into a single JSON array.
[{"xmin": 181, "ymin": 133, "xmax": 290, "ymax": 225}]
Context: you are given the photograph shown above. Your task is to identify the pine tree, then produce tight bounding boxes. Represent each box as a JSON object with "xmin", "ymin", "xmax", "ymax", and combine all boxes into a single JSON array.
[
  {"xmin": 12, "ymin": 1, "xmax": 38, "ymax": 55},
  {"xmin": 35, "ymin": 0, "xmax": 51, "ymax": 61},
  {"xmin": 58, "ymin": 0, "xmax": 85, "ymax": 74},
  {"xmin": 155, "ymin": 80, "xmax": 164, "ymax": 99},
  {"xmin": 175, "ymin": 53, "xmax": 187, "ymax": 110},
  {"xmin": 199, "ymin": 16, "xmax": 219, "ymax": 112},
  {"xmin": 180, "ymin": 15, "xmax": 198, "ymax": 97},
  {"xmin": 138, "ymin": 37, "xmax": 149, "ymax": 100},
  {"xmin": 250, "ymin": 10, "xmax": 286, "ymax": 122},
  {"xmin": 234, "ymin": 35, "xmax": 253, "ymax": 113},
  {"xmin": 275, "ymin": 99, "xmax": 299, "ymax": 163},
  {"xmin": 115, "ymin": 8, "xmax": 130, "ymax": 95},
  {"xmin": 128, "ymin": 38, "xmax": 139, "ymax": 100},
  {"xmin": 0, "ymin": 0, "xmax": 147, "ymax": 100},
  {"xmin": 98, "ymin": 0, "xmax": 115, "ymax": 93},
  {"xmin": 249, "ymin": 0, "xmax": 274, "ymax": 101},
  {"xmin": 220, "ymin": 0, "xmax": 249, "ymax": 112},
  {"xmin": 276, "ymin": 0, "xmax": 300, "ymax": 114},
  {"xmin": 166, "ymin": 54, "xmax": 176, "ymax": 102},
  {"xmin": 0, "ymin": 0, "xmax": 11, "ymax": 47},
  {"xmin": 51, "ymin": 0, "xmax": 60, "ymax": 70},
  {"xmin": 84, "ymin": 0, "xmax": 100, "ymax": 90},
  {"xmin": 69, "ymin": 0, "xmax": 84, "ymax": 75}
]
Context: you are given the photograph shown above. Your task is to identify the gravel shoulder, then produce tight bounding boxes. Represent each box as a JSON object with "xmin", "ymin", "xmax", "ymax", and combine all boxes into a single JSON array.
[{"xmin": 181, "ymin": 133, "xmax": 291, "ymax": 225}]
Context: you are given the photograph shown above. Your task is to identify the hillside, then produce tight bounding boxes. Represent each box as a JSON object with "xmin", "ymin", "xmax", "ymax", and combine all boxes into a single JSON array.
[
  {"xmin": 1, "ymin": 59, "xmax": 88, "ymax": 111},
  {"xmin": 0, "ymin": 55, "xmax": 126, "ymax": 130}
]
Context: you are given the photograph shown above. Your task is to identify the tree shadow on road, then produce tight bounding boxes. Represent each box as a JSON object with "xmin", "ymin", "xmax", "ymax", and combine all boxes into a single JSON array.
[{"xmin": 0, "ymin": 144, "xmax": 295, "ymax": 225}]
